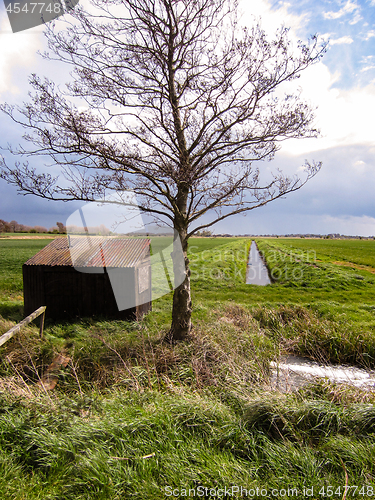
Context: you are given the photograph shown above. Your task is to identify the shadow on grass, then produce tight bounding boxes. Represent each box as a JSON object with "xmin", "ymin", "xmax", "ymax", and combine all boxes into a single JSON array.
[{"xmin": 0, "ymin": 302, "xmax": 24, "ymax": 323}]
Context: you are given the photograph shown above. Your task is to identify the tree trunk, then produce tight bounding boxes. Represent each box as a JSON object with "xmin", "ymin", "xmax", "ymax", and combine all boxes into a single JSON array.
[{"xmin": 167, "ymin": 229, "xmax": 192, "ymax": 342}]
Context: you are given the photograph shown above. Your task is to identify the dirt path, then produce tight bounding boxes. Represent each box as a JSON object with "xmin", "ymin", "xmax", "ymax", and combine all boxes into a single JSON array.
[{"xmin": 332, "ymin": 260, "xmax": 375, "ymax": 274}]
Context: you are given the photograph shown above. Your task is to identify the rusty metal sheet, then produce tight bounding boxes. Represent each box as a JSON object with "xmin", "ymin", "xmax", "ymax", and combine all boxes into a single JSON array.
[{"xmin": 24, "ymin": 236, "xmax": 150, "ymax": 268}]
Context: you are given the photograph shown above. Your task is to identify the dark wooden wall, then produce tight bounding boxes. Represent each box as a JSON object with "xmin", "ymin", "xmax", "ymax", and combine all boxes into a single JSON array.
[{"xmin": 23, "ymin": 265, "xmax": 151, "ymax": 321}]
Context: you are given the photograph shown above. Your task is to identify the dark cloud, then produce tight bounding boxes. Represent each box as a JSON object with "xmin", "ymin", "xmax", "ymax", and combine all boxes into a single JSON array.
[
  {"xmin": 0, "ymin": 182, "xmax": 81, "ymax": 227},
  {"xmin": 213, "ymin": 144, "xmax": 375, "ymax": 235},
  {"xmin": 1, "ymin": 143, "xmax": 374, "ymax": 235}
]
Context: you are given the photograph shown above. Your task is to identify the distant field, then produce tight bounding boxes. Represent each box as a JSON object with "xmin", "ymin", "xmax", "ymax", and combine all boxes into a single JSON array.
[
  {"xmin": 264, "ymin": 237, "xmax": 375, "ymax": 268},
  {"xmin": 1, "ymin": 235, "xmax": 375, "ymax": 306},
  {"xmin": 0, "ymin": 233, "xmax": 59, "ymax": 239},
  {"xmin": 255, "ymin": 237, "xmax": 375, "ymax": 291},
  {"xmin": 0, "ymin": 239, "xmax": 53, "ymax": 301}
]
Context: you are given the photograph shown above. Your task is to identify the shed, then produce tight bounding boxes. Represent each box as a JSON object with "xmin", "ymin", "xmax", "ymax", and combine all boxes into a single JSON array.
[{"xmin": 23, "ymin": 236, "xmax": 152, "ymax": 320}]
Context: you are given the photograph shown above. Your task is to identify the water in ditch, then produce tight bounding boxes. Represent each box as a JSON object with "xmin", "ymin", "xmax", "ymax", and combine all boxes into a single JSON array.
[
  {"xmin": 246, "ymin": 240, "xmax": 272, "ymax": 285},
  {"xmin": 269, "ymin": 355, "xmax": 375, "ymax": 391},
  {"xmin": 245, "ymin": 241, "xmax": 375, "ymax": 390}
]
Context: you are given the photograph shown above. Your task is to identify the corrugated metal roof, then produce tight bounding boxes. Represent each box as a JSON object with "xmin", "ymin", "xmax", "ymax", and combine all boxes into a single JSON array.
[{"xmin": 24, "ymin": 236, "xmax": 150, "ymax": 268}]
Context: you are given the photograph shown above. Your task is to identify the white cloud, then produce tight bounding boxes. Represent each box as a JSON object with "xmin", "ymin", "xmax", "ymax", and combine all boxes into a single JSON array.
[
  {"xmin": 0, "ymin": 13, "xmax": 44, "ymax": 94},
  {"xmin": 239, "ymin": 0, "xmax": 309, "ymax": 38},
  {"xmin": 322, "ymin": 34, "xmax": 354, "ymax": 46},
  {"xmin": 321, "ymin": 32, "xmax": 332, "ymax": 41},
  {"xmin": 323, "ymin": 1, "xmax": 358, "ymax": 20},
  {"xmin": 220, "ymin": 210, "xmax": 375, "ymax": 237},
  {"xmin": 361, "ymin": 55, "xmax": 375, "ymax": 63},
  {"xmin": 361, "ymin": 65, "xmax": 375, "ymax": 72},
  {"xmin": 321, "ymin": 215, "xmax": 375, "ymax": 236},
  {"xmin": 237, "ymin": 1, "xmax": 375, "ymax": 159},
  {"xmin": 349, "ymin": 12, "xmax": 362, "ymax": 24},
  {"xmin": 330, "ymin": 36, "xmax": 354, "ymax": 45},
  {"xmin": 278, "ymin": 61, "xmax": 375, "ymax": 155},
  {"xmin": 365, "ymin": 30, "xmax": 375, "ymax": 40}
]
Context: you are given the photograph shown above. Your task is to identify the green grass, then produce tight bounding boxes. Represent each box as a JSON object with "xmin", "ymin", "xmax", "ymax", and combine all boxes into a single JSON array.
[
  {"xmin": 255, "ymin": 238, "xmax": 375, "ymax": 289},
  {"xmin": 0, "ymin": 239, "xmax": 52, "ymax": 297},
  {"xmin": 250, "ymin": 238, "xmax": 375, "ymax": 367},
  {"xmin": 1, "ymin": 235, "xmax": 375, "ymax": 496},
  {"xmin": 265, "ymin": 237, "xmax": 375, "ymax": 268},
  {"xmin": 0, "ymin": 239, "xmax": 54, "ymax": 323},
  {"xmin": 0, "ymin": 387, "xmax": 374, "ymax": 499}
]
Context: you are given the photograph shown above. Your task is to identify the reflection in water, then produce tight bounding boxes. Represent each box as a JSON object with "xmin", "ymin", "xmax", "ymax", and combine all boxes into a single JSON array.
[
  {"xmin": 270, "ymin": 355, "xmax": 375, "ymax": 391},
  {"xmin": 246, "ymin": 241, "xmax": 271, "ymax": 285}
]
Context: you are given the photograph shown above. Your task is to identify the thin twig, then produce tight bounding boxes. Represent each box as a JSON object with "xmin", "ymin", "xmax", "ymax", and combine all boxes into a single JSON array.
[
  {"xmin": 111, "ymin": 452, "xmax": 156, "ymax": 460},
  {"xmin": 141, "ymin": 328, "xmax": 152, "ymax": 389},
  {"xmin": 146, "ymin": 327, "xmax": 160, "ymax": 390},
  {"xmin": 5, "ymin": 355, "xmax": 33, "ymax": 396},
  {"xmin": 69, "ymin": 354, "xmax": 83, "ymax": 396},
  {"xmin": 19, "ymin": 338, "xmax": 53, "ymax": 402},
  {"xmin": 99, "ymin": 335, "xmax": 141, "ymax": 391},
  {"xmin": 339, "ymin": 457, "xmax": 349, "ymax": 500}
]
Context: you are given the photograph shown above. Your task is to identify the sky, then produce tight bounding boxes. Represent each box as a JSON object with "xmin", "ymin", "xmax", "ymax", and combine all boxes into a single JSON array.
[{"xmin": 0, "ymin": 0, "xmax": 375, "ymax": 236}]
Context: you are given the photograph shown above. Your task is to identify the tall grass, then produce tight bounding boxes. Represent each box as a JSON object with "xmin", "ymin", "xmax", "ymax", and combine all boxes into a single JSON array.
[
  {"xmin": 251, "ymin": 304, "xmax": 375, "ymax": 368},
  {"xmin": 0, "ymin": 388, "xmax": 374, "ymax": 499}
]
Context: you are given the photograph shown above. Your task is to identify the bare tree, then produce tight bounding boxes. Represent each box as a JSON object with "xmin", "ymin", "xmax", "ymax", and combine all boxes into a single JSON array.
[
  {"xmin": 0, "ymin": 0, "xmax": 325, "ymax": 341},
  {"xmin": 9, "ymin": 220, "xmax": 19, "ymax": 232},
  {"xmin": 56, "ymin": 221, "xmax": 66, "ymax": 233},
  {"xmin": 0, "ymin": 220, "xmax": 10, "ymax": 233}
]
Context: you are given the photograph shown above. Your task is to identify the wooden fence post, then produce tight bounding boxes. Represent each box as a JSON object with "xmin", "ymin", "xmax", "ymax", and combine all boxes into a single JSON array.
[{"xmin": 0, "ymin": 306, "xmax": 47, "ymax": 347}]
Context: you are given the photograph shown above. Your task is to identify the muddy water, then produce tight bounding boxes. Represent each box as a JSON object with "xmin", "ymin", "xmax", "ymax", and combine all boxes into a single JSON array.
[
  {"xmin": 270, "ymin": 355, "xmax": 375, "ymax": 391},
  {"xmin": 246, "ymin": 240, "xmax": 271, "ymax": 285}
]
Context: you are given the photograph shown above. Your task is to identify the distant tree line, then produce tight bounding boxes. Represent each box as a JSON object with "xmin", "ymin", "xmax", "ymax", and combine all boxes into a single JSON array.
[
  {"xmin": 194, "ymin": 230, "xmax": 213, "ymax": 237},
  {"xmin": 251, "ymin": 233, "xmax": 375, "ymax": 240},
  {"xmin": 0, "ymin": 219, "xmax": 66, "ymax": 234}
]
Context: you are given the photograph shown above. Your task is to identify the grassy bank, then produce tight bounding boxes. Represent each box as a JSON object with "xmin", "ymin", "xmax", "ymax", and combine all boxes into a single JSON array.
[
  {"xmin": 1, "ymin": 387, "xmax": 375, "ymax": 499},
  {"xmin": 0, "ymin": 236, "xmax": 375, "ymax": 497}
]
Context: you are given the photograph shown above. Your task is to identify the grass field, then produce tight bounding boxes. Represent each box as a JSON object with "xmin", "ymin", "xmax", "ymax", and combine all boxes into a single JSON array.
[{"xmin": 0, "ymin": 236, "xmax": 375, "ymax": 498}]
